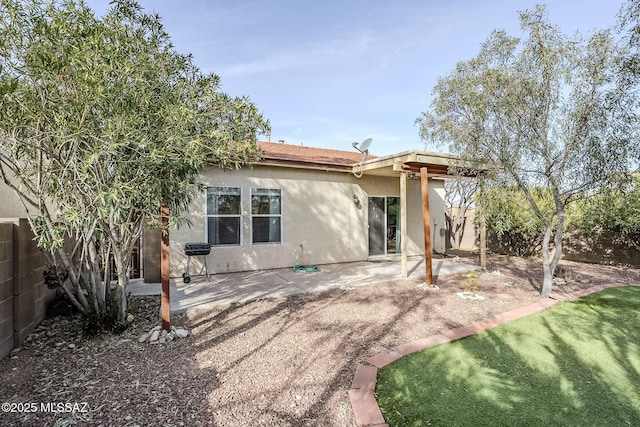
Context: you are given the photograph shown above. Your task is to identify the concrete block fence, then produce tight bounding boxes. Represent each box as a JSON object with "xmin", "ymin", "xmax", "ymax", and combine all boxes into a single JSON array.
[{"xmin": 0, "ymin": 219, "xmax": 54, "ymax": 359}]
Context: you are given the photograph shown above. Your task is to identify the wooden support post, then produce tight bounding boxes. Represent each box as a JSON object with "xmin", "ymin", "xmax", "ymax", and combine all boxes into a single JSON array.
[
  {"xmin": 400, "ymin": 171, "xmax": 408, "ymax": 278},
  {"xmin": 479, "ymin": 182, "xmax": 487, "ymax": 268},
  {"xmin": 420, "ymin": 167, "xmax": 433, "ymax": 285},
  {"xmin": 161, "ymin": 204, "xmax": 171, "ymax": 331}
]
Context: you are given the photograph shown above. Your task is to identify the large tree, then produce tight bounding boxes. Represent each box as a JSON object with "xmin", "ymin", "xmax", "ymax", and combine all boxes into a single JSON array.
[
  {"xmin": 0, "ymin": 0, "xmax": 268, "ymax": 327},
  {"xmin": 418, "ymin": 5, "xmax": 638, "ymax": 297}
]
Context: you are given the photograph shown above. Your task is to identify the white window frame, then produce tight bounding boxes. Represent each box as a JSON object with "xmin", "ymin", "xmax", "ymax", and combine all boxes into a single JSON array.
[
  {"xmin": 205, "ymin": 186, "xmax": 243, "ymax": 247},
  {"xmin": 250, "ymin": 187, "xmax": 283, "ymax": 245}
]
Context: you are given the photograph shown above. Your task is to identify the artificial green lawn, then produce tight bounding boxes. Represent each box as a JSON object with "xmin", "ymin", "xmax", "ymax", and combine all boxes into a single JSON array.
[{"xmin": 376, "ymin": 286, "xmax": 640, "ymax": 427}]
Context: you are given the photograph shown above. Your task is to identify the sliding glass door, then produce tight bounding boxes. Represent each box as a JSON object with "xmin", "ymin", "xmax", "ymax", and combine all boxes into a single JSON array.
[{"xmin": 368, "ymin": 196, "xmax": 400, "ymax": 257}]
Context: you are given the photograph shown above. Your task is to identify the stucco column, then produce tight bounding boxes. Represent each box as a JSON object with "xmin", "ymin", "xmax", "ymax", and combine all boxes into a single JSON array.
[{"xmin": 400, "ymin": 171, "xmax": 408, "ymax": 278}]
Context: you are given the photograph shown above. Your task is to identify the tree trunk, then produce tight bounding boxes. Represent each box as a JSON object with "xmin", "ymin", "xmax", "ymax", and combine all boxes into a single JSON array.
[
  {"xmin": 58, "ymin": 275, "xmax": 88, "ymax": 315},
  {"xmin": 540, "ymin": 223, "xmax": 554, "ymax": 298},
  {"xmin": 111, "ymin": 244, "xmax": 128, "ymax": 323},
  {"xmin": 541, "ymin": 197, "xmax": 567, "ymax": 298},
  {"xmin": 454, "ymin": 206, "xmax": 466, "ymax": 249},
  {"xmin": 54, "ymin": 246, "xmax": 90, "ymax": 314},
  {"xmin": 550, "ymin": 204, "xmax": 565, "ymax": 279},
  {"xmin": 87, "ymin": 237, "xmax": 106, "ymax": 315},
  {"xmin": 445, "ymin": 211, "xmax": 455, "ymax": 249}
]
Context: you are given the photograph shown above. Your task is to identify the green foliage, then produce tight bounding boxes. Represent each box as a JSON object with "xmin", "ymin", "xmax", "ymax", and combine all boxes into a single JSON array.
[
  {"xmin": 481, "ymin": 179, "xmax": 640, "ymax": 254},
  {"xmin": 2, "ymin": 0, "xmax": 268, "ymax": 223},
  {"xmin": 482, "ymin": 185, "xmax": 553, "ymax": 235},
  {"xmin": 619, "ymin": 0, "xmax": 640, "ymax": 120},
  {"xmin": 0, "ymin": 0, "xmax": 269, "ymax": 324},
  {"xmin": 482, "ymin": 185, "xmax": 556, "ymax": 256},
  {"xmin": 571, "ymin": 176, "xmax": 640, "ymax": 236}
]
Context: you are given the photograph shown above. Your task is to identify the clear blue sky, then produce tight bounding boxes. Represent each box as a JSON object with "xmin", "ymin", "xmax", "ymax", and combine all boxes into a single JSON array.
[{"xmin": 85, "ymin": 0, "xmax": 624, "ymax": 156}]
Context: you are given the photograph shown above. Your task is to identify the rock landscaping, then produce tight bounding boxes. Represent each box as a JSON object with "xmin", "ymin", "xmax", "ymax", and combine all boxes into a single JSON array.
[
  {"xmin": 0, "ymin": 255, "xmax": 638, "ymax": 426},
  {"xmin": 137, "ymin": 325, "xmax": 190, "ymax": 344}
]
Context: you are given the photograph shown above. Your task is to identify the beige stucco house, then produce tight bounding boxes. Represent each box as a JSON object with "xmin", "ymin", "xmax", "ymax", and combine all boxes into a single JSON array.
[
  {"xmin": 0, "ymin": 140, "xmax": 469, "ymax": 282},
  {"xmin": 168, "ymin": 141, "xmax": 463, "ymax": 280}
]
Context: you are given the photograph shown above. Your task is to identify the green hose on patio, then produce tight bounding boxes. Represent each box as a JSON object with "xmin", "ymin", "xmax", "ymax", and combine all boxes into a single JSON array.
[{"xmin": 293, "ymin": 244, "xmax": 319, "ymax": 273}]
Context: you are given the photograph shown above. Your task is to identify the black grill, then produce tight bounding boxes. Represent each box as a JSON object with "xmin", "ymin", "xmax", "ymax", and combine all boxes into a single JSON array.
[
  {"xmin": 184, "ymin": 243, "xmax": 211, "ymax": 256},
  {"xmin": 182, "ymin": 243, "xmax": 211, "ymax": 283}
]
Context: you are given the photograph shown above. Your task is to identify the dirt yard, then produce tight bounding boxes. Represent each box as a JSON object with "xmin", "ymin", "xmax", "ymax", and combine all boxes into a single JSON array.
[{"xmin": 1, "ymin": 255, "xmax": 638, "ymax": 427}]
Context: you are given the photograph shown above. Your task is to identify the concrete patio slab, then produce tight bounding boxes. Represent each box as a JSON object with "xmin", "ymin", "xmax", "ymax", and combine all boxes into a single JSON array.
[{"xmin": 128, "ymin": 256, "xmax": 481, "ymax": 314}]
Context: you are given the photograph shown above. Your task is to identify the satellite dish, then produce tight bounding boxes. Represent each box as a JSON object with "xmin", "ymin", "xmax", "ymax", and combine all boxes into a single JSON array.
[
  {"xmin": 351, "ymin": 138, "xmax": 372, "ymax": 179},
  {"xmin": 352, "ymin": 138, "xmax": 372, "ymax": 154}
]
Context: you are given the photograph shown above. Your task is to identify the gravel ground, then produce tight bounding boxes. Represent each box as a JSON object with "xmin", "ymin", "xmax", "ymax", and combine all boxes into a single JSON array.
[{"xmin": 1, "ymin": 254, "xmax": 638, "ymax": 427}]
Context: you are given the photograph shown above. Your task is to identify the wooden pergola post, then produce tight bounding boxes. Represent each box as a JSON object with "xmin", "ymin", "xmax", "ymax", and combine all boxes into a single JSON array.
[
  {"xmin": 479, "ymin": 179, "xmax": 487, "ymax": 268},
  {"xmin": 161, "ymin": 204, "xmax": 171, "ymax": 331},
  {"xmin": 400, "ymin": 171, "xmax": 408, "ymax": 278},
  {"xmin": 420, "ymin": 167, "xmax": 433, "ymax": 284}
]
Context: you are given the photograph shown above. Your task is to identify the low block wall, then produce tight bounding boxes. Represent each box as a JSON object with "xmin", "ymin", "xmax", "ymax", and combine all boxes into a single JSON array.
[
  {"xmin": 0, "ymin": 219, "xmax": 55, "ymax": 359},
  {"xmin": 0, "ymin": 223, "xmax": 14, "ymax": 357},
  {"xmin": 562, "ymin": 231, "xmax": 640, "ymax": 269}
]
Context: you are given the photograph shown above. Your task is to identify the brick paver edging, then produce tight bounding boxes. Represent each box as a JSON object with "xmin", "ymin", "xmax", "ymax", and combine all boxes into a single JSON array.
[{"xmin": 348, "ymin": 283, "xmax": 639, "ymax": 427}]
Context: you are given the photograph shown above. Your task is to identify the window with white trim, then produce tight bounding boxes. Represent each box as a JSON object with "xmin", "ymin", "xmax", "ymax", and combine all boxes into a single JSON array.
[
  {"xmin": 251, "ymin": 188, "xmax": 282, "ymax": 244},
  {"xmin": 206, "ymin": 187, "xmax": 241, "ymax": 246}
]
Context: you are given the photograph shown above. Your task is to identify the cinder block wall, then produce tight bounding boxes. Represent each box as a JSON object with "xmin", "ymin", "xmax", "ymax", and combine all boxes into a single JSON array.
[
  {"xmin": 0, "ymin": 219, "xmax": 55, "ymax": 359},
  {"xmin": 13, "ymin": 219, "xmax": 53, "ymax": 347},
  {"xmin": 0, "ymin": 223, "xmax": 14, "ymax": 358}
]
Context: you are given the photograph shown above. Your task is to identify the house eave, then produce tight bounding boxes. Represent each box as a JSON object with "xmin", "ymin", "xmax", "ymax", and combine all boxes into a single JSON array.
[
  {"xmin": 255, "ymin": 146, "xmax": 483, "ymax": 178},
  {"xmin": 256, "ymin": 158, "xmax": 353, "ymax": 173}
]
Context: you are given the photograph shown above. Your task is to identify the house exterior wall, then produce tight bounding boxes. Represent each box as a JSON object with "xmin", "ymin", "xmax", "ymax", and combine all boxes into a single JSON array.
[
  {"xmin": 426, "ymin": 178, "xmax": 447, "ymax": 254},
  {"xmin": 0, "ymin": 183, "xmax": 26, "ymax": 218},
  {"xmin": 446, "ymin": 207, "xmax": 478, "ymax": 251},
  {"xmin": 170, "ymin": 165, "xmax": 446, "ymax": 276}
]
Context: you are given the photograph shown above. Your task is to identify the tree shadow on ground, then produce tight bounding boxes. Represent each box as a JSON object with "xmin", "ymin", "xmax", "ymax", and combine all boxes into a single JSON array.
[
  {"xmin": 377, "ymin": 286, "xmax": 640, "ymax": 427},
  {"xmin": 185, "ymin": 283, "xmax": 439, "ymax": 425},
  {"xmin": 0, "ymin": 296, "xmax": 222, "ymax": 427}
]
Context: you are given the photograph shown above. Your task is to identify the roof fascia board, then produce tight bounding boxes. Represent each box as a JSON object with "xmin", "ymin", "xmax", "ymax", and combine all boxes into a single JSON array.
[{"xmin": 257, "ymin": 159, "xmax": 351, "ymax": 173}]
